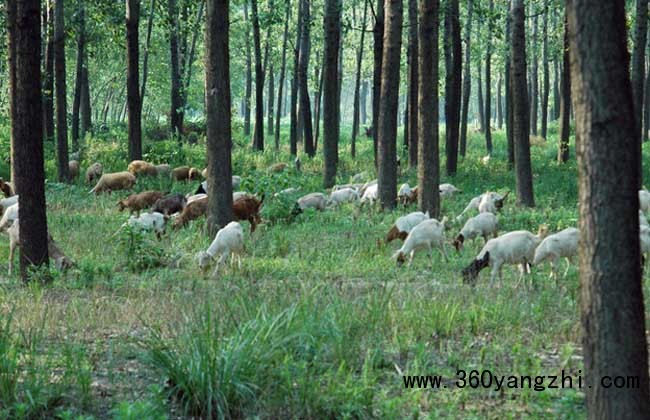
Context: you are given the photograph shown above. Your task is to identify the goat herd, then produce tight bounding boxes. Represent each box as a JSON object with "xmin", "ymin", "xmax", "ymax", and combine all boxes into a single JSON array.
[{"xmin": 1, "ymin": 158, "xmax": 650, "ymax": 283}]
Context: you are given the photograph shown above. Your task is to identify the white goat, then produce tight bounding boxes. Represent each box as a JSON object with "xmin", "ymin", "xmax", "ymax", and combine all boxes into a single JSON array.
[
  {"xmin": 640, "ymin": 189, "xmax": 650, "ymax": 213},
  {"xmin": 293, "ymin": 192, "xmax": 328, "ymax": 215},
  {"xmin": 0, "ymin": 195, "xmax": 18, "ymax": 216},
  {"xmin": 462, "ymin": 225, "xmax": 549, "ymax": 285},
  {"xmin": 328, "ymin": 187, "xmax": 360, "ymax": 206},
  {"xmin": 532, "ymin": 227, "xmax": 579, "ymax": 280},
  {"xmin": 439, "ymin": 183, "xmax": 462, "ymax": 198},
  {"xmin": 453, "ymin": 212, "xmax": 499, "ymax": 251},
  {"xmin": 0, "ymin": 203, "xmax": 19, "ymax": 231},
  {"xmin": 456, "ymin": 191, "xmax": 508, "ymax": 221},
  {"xmin": 398, "ymin": 183, "xmax": 412, "ymax": 204},
  {"xmin": 7, "ymin": 220, "xmax": 75, "ymax": 275},
  {"xmin": 386, "ymin": 211, "xmax": 429, "ymax": 242},
  {"xmin": 119, "ymin": 212, "xmax": 167, "ymax": 239},
  {"xmin": 392, "ymin": 217, "xmax": 449, "ymax": 266},
  {"xmin": 360, "ymin": 183, "xmax": 379, "ymax": 204},
  {"xmin": 196, "ymin": 221, "xmax": 244, "ymax": 277}
]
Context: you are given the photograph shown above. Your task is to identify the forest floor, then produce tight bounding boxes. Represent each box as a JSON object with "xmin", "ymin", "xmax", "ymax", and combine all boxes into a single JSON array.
[{"xmin": 0, "ymin": 123, "xmax": 628, "ymax": 418}]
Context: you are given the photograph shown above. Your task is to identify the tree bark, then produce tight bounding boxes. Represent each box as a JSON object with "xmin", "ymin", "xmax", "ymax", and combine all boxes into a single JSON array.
[
  {"xmin": 558, "ymin": 11, "xmax": 571, "ymax": 163},
  {"xmin": 361, "ymin": 79, "xmax": 368, "ymax": 125},
  {"xmin": 206, "ymin": 0, "xmax": 234, "ymax": 234},
  {"xmin": 299, "ymin": 0, "xmax": 314, "ymax": 156},
  {"xmin": 372, "ymin": 0, "xmax": 385, "ymax": 166},
  {"xmin": 418, "ymin": 0, "xmax": 439, "ymax": 218},
  {"xmin": 406, "ymin": 0, "xmax": 418, "ymax": 167},
  {"xmin": 8, "ymin": 0, "xmax": 50, "ymax": 280},
  {"xmin": 251, "ymin": 0, "xmax": 265, "ymax": 150},
  {"xmin": 496, "ymin": 74, "xmax": 503, "ymax": 129},
  {"xmin": 644, "ymin": 53, "xmax": 650, "ymax": 143},
  {"xmin": 377, "ymin": 0, "xmax": 402, "ymax": 210},
  {"xmin": 444, "ymin": 0, "xmax": 461, "ymax": 175},
  {"xmin": 511, "ymin": 0, "xmax": 534, "ymax": 206},
  {"xmin": 541, "ymin": 0, "xmax": 550, "ymax": 139},
  {"xmin": 323, "ymin": 0, "xmax": 341, "ymax": 187},
  {"xmin": 275, "ymin": 0, "xmax": 290, "ymax": 149},
  {"xmin": 313, "ymin": 56, "xmax": 324, "ymax": 150},
  {"xmin": 530, "ymin": 13, "xmax": 538, "ymax": 135},
  {"xmin": 289, "ymin": 0, "xmax": 303, "ymax": 155},
  {"xmin": 267, "ymin": 63, "xmax": 274, "ymax": 135},
  {"xmin": 169, "ymin": 0, "xmax": 183, "ymax": 137},
  {"xmin": 43, "ymin": 0, "xmax": 54, "ymax": 143},
  {"xmin": 54, "ymin": 0, "xmax": 69, "ymax": 181},
  {"xmin": 126, "ymin": 0, "xmax": 142, "ymax": 161},
  {"xmin": 244, "ymin": 2, "xmax": 252, "ymax": 136},
  {"xmin": 71, "ymin": 0, "xmax": 85, "ymax": 152},
  {"xmin": 484, "ymin": 0, "xmax": 494, "ymax": 154},
  {"xmin": 80, "ymin": 66, "xmax": 91, "ymax": 137},
  {"xmin": 351, "ymin": 0, "xmax": 368, "ymax": 159},
  {"xmin": 567, "ymin": 0, "xmax": 650, "ymax": 415},
  {"xmin": 553, "ymin": 48, "xmax": 560, "ymax": 120},
  {"xmin": 505, "ymin": 0, "xmax": 514, "ymax": 166},
  {"xmin": 459, "ymin": 0, "xmax": 472, "ymax": 158},
  {"xmin": 140, "ymin": 0, "xmax": 155, "ymax": 102},
  {"xmin": 477, "ymin": 67, "xmax": 485, "ymax": 132},
  {"xmin": 632, "ymin": 0, "xmax": 648, "ymax": 187}
]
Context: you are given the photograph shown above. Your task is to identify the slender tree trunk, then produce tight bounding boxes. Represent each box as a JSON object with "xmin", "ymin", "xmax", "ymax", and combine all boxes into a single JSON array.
[
  {"xmin": 43, "ymin": 0, "xmax": 54, "ymax": 143},
  {"xmin": 299, "ymin": 0, "xmax": 314, "ymax": 156},
  {"xmin": 290, "ymin": 0, "xmax": 303, "ymax": 155},
  {"xmin": 530, "ymin": 14, "xmax": 538, "ymax": 135},
  {"xmin": 405, "ymin": 0, "xmax": 418, "ymax": 167},
  {"xmin": 361, "ymin": 80, "xmax": 368, "ymax": 125},
  {"xmin": 541, "ymin": 0, "xmax": 549, "ymax": 139},
  {"xmin": 314, "ymin": 57, "xmax": 324, "ymax": 150},
  {"xmin": 140, "ymin": 0, "xmax": 155, "ymax": 102},
  {"xmin": 444, "ymin": 0, "xmax": 461, "ymax": 175},
  {"xmin": 372, "ymin": 0, "xmax": 385, "ymax": 165},
  {"xmin": 71, "ymin": 0, "xmax": 85, "ymax": 152},
  {"xmin": 644, "ymin": 53, "xmax": 650, "ymax": 143},
  {"xmin": 244, "ymin": 2, "xmax": 252, "ymax": 136},
  {"xmin": 632, "ymin": 0, "xmax": 648, "ymax": 187},
  {"xmin": 553, "ymin": 53, "xmax": 560, "ymax": 120},
  {"xmin": 505, "ymin": 0, "xmax": 514, "ymax": 166},
  {"xmin": 496, "ymin": 74, "xmax": 503, "ymax": 129},
  {"xmin": 275, "ymin": 0, "xmax": 290, "ymax": 149},
  {"xmin": 558, "ymin": 11, "xmax": 571, "ymax": 163},
  {"xmin": 477, "ymin": 68, "xmax": 485, "ymax": 132},
  {"xmin": 251, "ymin": 0, "xmax": 265, "ymax": 150},
  {"xmin": 80, "ymin": 66, "xmax": 91, "ymax": 137},
  {"xmin": 54, "ymin": 0, "xmax": 69, "ymax": 181},
  {"xmin": 126, "ymin": 0, "xmax": 142, "ymax": 161},
  {"xmin": 567, "ymin": 0, "xmax": 650, "ymax": 415},
  {"xmin": 484, "ymin": 0, "xmax": 493, "ymax": 153},
  {"xmin": 206, "ymin": 0, "xmax": 234, "ymax": 234},
  {"xmin": 459, "ymin": 0, "xmax": 472, "ymax": 158},
  {"xmin": 267, "ymin": 64, "xmax": 274, "ymax": 135},
  {"xmin": 169, "ymin": 0, "xmax": 183, "ymax": 137},
  {"xmin": 9, "ymin": 0, "xmax": 50, "ymax": 281},
  {"xmin": 378, "ymin": 0, "xmax": 402, "ymax": 209},
  {"xmin": 182, "ymin": 2, "xmax": 203, "ymax": 107},
  {"xmin": 351, "ymin": 0, "xmax": 368, "ymax": 159},
  {"xmin": 418, "ymin": 0, "xmax": 439, "ymax": 217},
  {"xmin": 511, "ymin": 0, "xmax": 534, "ymax": 206},
  {"xmin": 323, "ymin": 0, "xmax": 341, "ymax": 187}
]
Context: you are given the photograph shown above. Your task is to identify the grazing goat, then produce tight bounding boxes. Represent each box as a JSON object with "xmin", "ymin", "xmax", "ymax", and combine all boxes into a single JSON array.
[
  {"xmin": 392, "ymin": 217, "xmax": 449, "ymax": 266},
  {"xmin": 327, "ymin": 188, "xmax": 360, "ymax": 206},
  {"xmin": 274, "ymin": 187, "xmax": 301, "ymax": 197},
  {"xmin": 125, "ymin": 212, "xmax": 168, "ymax": 239},
  {"xmin": 292, "ymin": 193, "xmax": 328, "ymax": 216},
  {"xmin": 172, "ymin": 166, "xmax": 202, "ymax": 181},
  {"xmin": 0, "ymin": 203, "xmax": 19, "ymax": 231},
  {"xmin": 439, "ymin": 183, "xmax": 462, "ymax": 198},
  {"xmin": 462, "ymin": 225, "xmax": 549, "ymax": 286},
  {"xmin": 456, "ymin": 191, "xmax": 508, "ymax": 221},
  {"xmin": 118, "ymin": 191, "xmax": 165, "ymax": 215},
  {"xmin": 195, "ymin": 176, "xmax": 242, "ymax": 195},
  {"xmin": 89, "ymin": 172, "xmax": 136, "ymax": 194},
  {"xmin": 532, "ymin": 227, "xmax": 579, "ymax": 281},
  {"xmin": 69, "ymin": 160, "xmax": 80, "ymax": 178},
  {"xmin": 360, "ymin": 183, "xmax": 379, "ymax": 204},
  {"xmin": 453, "ymin": 212, "xmax": 499, "ymax": 251},
  {"xmin": 0, "ymin": 195, "xmax": 18, "ymax": 217},
  {"xmin": 155, "ymin": 164, "xmax": 171, "ymax": 177},
  {"xmin": 0, "ymin": 178, "xmax": 13, "ymax": 198},
  {"xmin": 128, "ymin": 160, "xmax": 158, "ymax": 177},
  {"xmin": 172, "ymin": 196, "xmax": 208, "ymax": 229},
  {"xmin": 359, "ymin": 179, "xmax": 377, "ymax": 196},
  {"xmin": 398, "ymin": 183, "xmax": 412, "ymax": 205},
  {"xmin": 197, "ymin": 221, "xmax": 245, "ymax": 277},
  {"xmin": 151, "ymin": 193, "xmax": 187, "ymax": 216},
  {"xmin": 332, "ymin": 183, "xmax": 364, "ymax": 192},
  {"xmin": 269, "ymin": 162, "xmax": 288, "ymax": 173},
  {"xmin": 7, "ymin": 220, "xmax": 75, "ymax": 275},
  {"xmin": 386, "ymin": 211, "xmax": 429, "ymax": 243},
  {"xmin": 233, "ymin": 194, "xmax": 265, "ymax": 232},
  {"xmin": 85, "ymin": 162, "xmax": 103, "ymax": 184}
]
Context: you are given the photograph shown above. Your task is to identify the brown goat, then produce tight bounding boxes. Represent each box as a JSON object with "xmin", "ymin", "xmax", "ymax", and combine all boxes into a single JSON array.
[
  {"xmin": 172, "ymin": 166, "xmax": 202, "ymax": 181},
  {"xmin": 385, "ymin": 225, "xmax": 409, "ymax": 243},
  {"xmin": 85, "ymin": 162, "xmax": 103, "ymax": 184},
  {"xmin": 268, "ymin": 162, "xmax": 288, "ymax": 173},
  {"xmin": 172, "ymin": 196, "xmax": 208, "ymax": 229},
  {"xmin": 151, "ymin": 193, "xmax": 187, "ymax": 216},
  {"xmin": 117, "ymin": 191, "xmax": 165, "ymax": 215},
  {"xmin": 128, "ymin": 160, "xmax": 158, "ymax": 177},
  {"xmin": 233, "ymin": 194, "xmax": 265, "ymax": 232},
  {"xmin": 0, "ymin": 178, "xmax": 14, "ymax": 198}
]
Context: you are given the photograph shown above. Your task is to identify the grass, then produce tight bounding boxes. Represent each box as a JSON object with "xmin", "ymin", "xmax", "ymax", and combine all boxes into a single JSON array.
[{"xmin": 0, "ymin": 120, "xmax": 641, "ymax": 418}]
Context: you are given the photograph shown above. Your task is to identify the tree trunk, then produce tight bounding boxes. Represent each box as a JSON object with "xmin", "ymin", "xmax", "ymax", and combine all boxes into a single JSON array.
[
  {"xmin": 314, "ymin": 57, "xmax": 324, "ymax": 150},
  {"xmin": 169, "ymin": 0, "xmax": 183, "ymax": 137},
  {"xmin": 205, "ymin": 0, "xmax": 234, "ymax": 234},
  {"xmin": 251, "ymin": 0, "xmax": 265, "ymax": 150},
  {"xmin": 351, "ymin": 0, "xmax": 368, "ymax": 159},
  {"xmin": 530, "ymin": 14, "xmax": 538, "ymax": 135},
  {"xmin": 418, "ymin": 0, "xmax": 440, "ymax": 217},
  {"xmin": 632, "ymin": 0, "xmax": 648, "ymax": 187},
  {"xmin": 298, "ymin": 0, "xmax": 314, "ymax": 156},
  {"xmin": 505, "ymin": 0, "xmax": 514, "ymax": 166},
  {"xmin": 378, "ymin": 0, "xmax": 402, "ymax": 210},
  {"xmin": 511, "ymin": 0, "xmax": 534, "ymax": 206},
  {"xmin": 181, "ymin": 2, "xmax": 203, "ymax": 113},
  {"xmin": 567, "ymin": 0, "xmax": 650, "ymax": 415},
  {"xmin": 553, "ymin": 54, "xmax": 560, "ymax": 120},
  {"xmin": 80, "ymin": 66, "xmax": 91, "ymax": 137},
  {"xmin": 541, "ymin": 0, "xmax": 549, "ymax": 139},
  {"xmin": 43, "ymin": 0, "xmax": 54, "ymax": 143},
  {"xmin": 558, "ymin": 11, "xmax": 571, "ymax": 163},
  {"xmin": 406, "ymin": 0, "xmax": 418, "ymax": 167},
  {"xmin": 267, "ymin": 64, "xmax": 274, "ymax": 135},
  {"xmin": 289, "ymin": 0, "xmax": 303, "ymax": 156},
  {"xmin": 477, "ymin": 68, "xmax": 485, "ymax": 132},
  {"xmin": 140, "ymin": 0, "xmax": 155, "ymax": 102},
  {"xmin": 496, "ymin": 74, "xmax": 503, "ymax": 129},
  {"xmin": 275, "ymin": 0, "xmax": 290, "ymax": 149},
  {"xmin": 126, "ymin": 0, "xmax": 142, "ymax": 161},
  {"xmin": 444, "ymin": 0, "xmax": 461, "ymax": 175},
  {"xmin": 54, "ymin": 0, "xmax": 69, "ymax": 181},
  {"xmin": 372, "ymin": 0, "xmax": 385, "ymax": 165},
  {"xmin": 484, "ymin": 0, "xmax": 494, "ymax": 154},
  {"xmin": 8, "ymin": 0, "xmax": 50, "ymax": 281},
  {"xmin": 244, "ymin": 2, "xmax": 252, "ymax": 136},
  {"xmin": 71, "ymin": 0, "xmax": 85, "ymax": 152},
  {"xmin": 361, "ymin": 79, "xmax": 368, "ymax": 125},
  {"xmin": 644, "ymin": 53, "xmax": 650, "ymax": 143},
  {"xmin": 323, "ymin": 0, "xmax": 341, "ymax": 187},
  {"xmin": 459, "ymin": 0, "xmax": 472, "ymax": 158}
]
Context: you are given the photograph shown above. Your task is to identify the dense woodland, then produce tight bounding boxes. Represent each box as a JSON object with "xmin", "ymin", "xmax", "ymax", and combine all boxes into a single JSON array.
[{"xmin": 0, "ymin": 0, "xmax": 649, "ymax": 417}]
